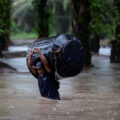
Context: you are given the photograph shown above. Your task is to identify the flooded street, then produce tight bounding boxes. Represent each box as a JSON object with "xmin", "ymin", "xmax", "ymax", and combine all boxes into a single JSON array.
[{"xmin": 0, "ymin": 53, "xmax": 120, "ymax": 119}]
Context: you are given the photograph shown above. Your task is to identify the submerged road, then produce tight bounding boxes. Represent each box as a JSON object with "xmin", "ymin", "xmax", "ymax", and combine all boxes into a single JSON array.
[{"xmin": 0, "ymin": 55, "xmax": 120, "ymax": 120}]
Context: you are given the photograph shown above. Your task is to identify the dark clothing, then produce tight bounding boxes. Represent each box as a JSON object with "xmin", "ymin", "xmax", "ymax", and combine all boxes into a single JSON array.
[{"xmin": 37, "ymin": 71, "xmax": 60, "ymax": 100}]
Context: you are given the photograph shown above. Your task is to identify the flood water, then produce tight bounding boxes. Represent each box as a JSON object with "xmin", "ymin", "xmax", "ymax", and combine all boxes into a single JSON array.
[
  {"xmin": 0, "ymin": 54, "xmax": 120, "ymax": 120},
  {"xmin": 8, "ymin": 45, "xmax": 111, "ymax": 56}
]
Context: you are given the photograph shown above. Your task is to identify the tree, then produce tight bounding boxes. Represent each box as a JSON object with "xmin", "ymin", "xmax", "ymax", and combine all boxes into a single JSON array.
[
  {"xmin": 33, "ymin": 0, "xmax": 49, "ymax": 38},
  {"xmin": 90, "ymin": 0, "xmax": 114, "ymax": 53},
  {"xmin": 0, "ymin": 0, "xmax": 11, "ymax": 57},
  {"xmin": 51, "ymin": 0, "xmax": 71, "ymax": 35},
  {"xmin": 71, "ymin": 0, "xmax": 91, "ymax": 66},
  {"xmin": 110, "ymin": 0, "xmax": 120, "ymax": 62},
  {"xmin": 11, "ymin": 0, "xmax": 36, "ymax": 32},
  {"xmin": 47, "ymin": 0, "xmax": 71, "ymax": 36},
  {"xmin": 114, "ymin": 0, "xmax": 120, "ymax": 41}
]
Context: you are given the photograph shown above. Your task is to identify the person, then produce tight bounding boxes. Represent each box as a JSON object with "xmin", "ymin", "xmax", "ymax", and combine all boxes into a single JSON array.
[{"xmin": 28, "ymin": 47, "xmax": 60, "ymax": 100}]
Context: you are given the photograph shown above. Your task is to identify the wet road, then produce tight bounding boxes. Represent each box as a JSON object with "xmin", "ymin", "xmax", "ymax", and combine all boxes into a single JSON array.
[{"xmin": 0, "ymin": 55, "xmax": 120, "ymax": 120}]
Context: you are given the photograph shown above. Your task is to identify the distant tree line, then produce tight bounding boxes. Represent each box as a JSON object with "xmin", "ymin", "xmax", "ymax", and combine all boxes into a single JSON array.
[
  {"xmin": 10, "ymin": 0, "xmax": 71, "ymax": 37},
  {"xmin": 0, "ymin": 0, "xmax": 120, "ymax": 64}
]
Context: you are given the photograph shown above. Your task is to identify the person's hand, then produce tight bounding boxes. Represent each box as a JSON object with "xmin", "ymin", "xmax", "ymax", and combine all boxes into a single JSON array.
[
  {"xmin": 34, "ymin": 47, "xmax": 41, "ymax": 54},
  {"xmin": 56, "ymin": 47, "xmax": 61, "ymax": 53},
  {"xmin": 29, "ymin": 50, "xmax": 34, "ymax": 56}
]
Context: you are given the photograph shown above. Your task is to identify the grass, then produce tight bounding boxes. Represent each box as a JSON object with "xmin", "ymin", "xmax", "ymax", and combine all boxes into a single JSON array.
[
  {"xmin": 10, "ymin": 31, "xmax": 57, "ymax": 40},
  {"xmin": 10, "ymin": 31, "xmax": 38, "ymax": 40}
]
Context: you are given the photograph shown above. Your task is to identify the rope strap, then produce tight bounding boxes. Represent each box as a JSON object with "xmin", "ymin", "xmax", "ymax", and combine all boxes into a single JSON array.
[{"xmin": 52, "ymin": 46, "xmax": 72, "ymax": 72}]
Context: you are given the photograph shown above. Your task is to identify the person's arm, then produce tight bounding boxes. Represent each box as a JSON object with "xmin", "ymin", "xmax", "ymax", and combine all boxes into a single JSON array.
[
  {"xmin": 28, "ymin": 50, "xmax": 36, "ymax": 75},
  {"xmin": 34, "ymin": 48, "xmax": 52, "ymax": 73}
]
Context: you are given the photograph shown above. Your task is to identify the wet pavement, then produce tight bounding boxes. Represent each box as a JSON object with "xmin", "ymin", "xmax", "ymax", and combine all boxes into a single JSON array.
[{"xmin": 0, "ymin": 55, "xmax": 120, "ymax": 120}]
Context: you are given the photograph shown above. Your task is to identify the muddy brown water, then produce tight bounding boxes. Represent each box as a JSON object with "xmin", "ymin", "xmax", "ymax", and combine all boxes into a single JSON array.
[{"xmin": 0, "ymin": 55, "xmax": 120, "ymax": 120}]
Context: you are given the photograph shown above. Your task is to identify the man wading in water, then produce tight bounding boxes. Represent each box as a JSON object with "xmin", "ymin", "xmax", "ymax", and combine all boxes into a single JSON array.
[{"xmin": 28, "ymin": 47, "xmax": 60, "ymax": 100}]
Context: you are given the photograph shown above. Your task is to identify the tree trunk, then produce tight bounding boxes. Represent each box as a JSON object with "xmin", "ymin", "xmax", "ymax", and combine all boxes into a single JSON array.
[
  {"xmin": 90, "ymin": 35, "xmax": 100, "ymax": 53},
  {"xmin": 53, "ymin": 1, "xmax": 70, "ymax": 34},
  {"xmin": 35, "ymin": 0, "xmax": 49, "ymax": 38},
  {"xmin": 114, "ymin": 0, "xmax": 120, "ymax": 41},
  {"xmin": 71, "ymin": 0, "xmax": 91, "ymax": 66},
  {"xmin": 110, "ymin": 0, "xmax": 120, "ymax": 62},
  {"xmin": 0, "ymin": 0, "xmax": 11, "ymax": 57}
]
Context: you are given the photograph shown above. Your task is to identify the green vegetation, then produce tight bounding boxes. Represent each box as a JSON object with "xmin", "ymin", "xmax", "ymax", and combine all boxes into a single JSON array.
[
  {"xmin": 0, "ymin": 0, "xmax": 11, "ymax": 36},
  {"xmin": 1, "ymin": 0, "xmax": 118, "ymax": 41},
  {"xmin": 10, "ymin": 0, "xmax": 71, "ymax": 39},
  {"xmin": 113, "ymin": 0, "xmax": 120, "ymax": 40},
  {"xmin": 0, "ymin": 0, "xmax": 120, "ymax": 62},
  {"xmin": 10, "ymin": 0, "xmax": 37, "ymax": 39},
  {"xmin": 90, "ymin": 0, "xmax": 114, "ymax": 38},
  {"xmin": 10, "ymin": 31, "xmax": 38, "ymax": 40}
]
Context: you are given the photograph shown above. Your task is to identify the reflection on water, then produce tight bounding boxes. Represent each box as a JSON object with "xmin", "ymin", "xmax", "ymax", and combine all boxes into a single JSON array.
[
  {"xmin": 90, "ymin": 55, "xmax": 120, "ymax": 76},
  {"xmin": 8, "ymin": 40, "xmax": 52, "ymax": 53},
  {"xmin": 8, "ymin": 45, "xmax": 111, "ymax": 56},
  {"xmin": 0, "ymin": 57, "xmax": 28, "ymax": 72},
  {"xmin": 99, "ymin": 47, "xmax": 111, "ymax": 56},
  {"xmin": 8, "ymin": 46, "xmax": 28, "ymax": 53}
]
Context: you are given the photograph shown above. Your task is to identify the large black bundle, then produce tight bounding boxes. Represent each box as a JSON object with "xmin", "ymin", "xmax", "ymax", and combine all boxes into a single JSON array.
[{"xmin": 26, "ymin": 34, "xmax": 85, "ymax": 78}]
